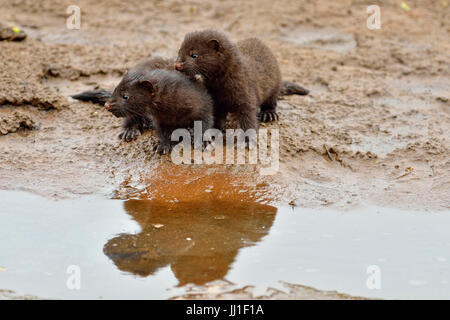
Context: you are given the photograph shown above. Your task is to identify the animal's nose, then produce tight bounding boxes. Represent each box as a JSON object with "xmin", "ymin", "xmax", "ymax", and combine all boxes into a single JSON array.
[
  {"xmin": 175, "ymin": 63, "xmax": 183, "ymax": 71},
  {"xmin": 105, "ymin": 102, "xmax": 111, "ymax": 110}
]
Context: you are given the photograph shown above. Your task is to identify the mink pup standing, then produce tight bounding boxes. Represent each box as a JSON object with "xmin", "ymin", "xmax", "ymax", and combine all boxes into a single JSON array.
[
  {"xmin": 175, "ymin": 30, "xmax": 282, "ymax": 131},
  {"xmin": 79, "ymin": 57, "xmax": 173, "ymax": 141},
  {"xmin": 105, "ymin": 67, "xmax": 214, "ymax": 154}
]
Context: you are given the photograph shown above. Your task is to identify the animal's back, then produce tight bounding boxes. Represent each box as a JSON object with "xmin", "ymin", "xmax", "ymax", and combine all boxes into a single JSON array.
[
  {"xmin": 150, "ymin": 69, "xmax": 213, "ymax": 126},
  {"xmin": 237, "ymin": 38, "xmax": 281, "ymax": 104},
  {"xmin": 135, "ymin": 57, "xmax": 172, "ymax": 71}
]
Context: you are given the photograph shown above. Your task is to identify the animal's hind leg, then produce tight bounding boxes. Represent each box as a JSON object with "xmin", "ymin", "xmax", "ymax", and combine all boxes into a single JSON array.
[{"xmin": 259, "ymin": 93, "xmax": 279, "ymax": 122}]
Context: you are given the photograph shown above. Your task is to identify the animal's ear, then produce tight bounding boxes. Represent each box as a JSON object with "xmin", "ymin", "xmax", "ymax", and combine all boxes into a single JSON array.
[
  {"xmin": 139, "ymin": 79, "xmax": 155, "ymax": 93},
  {"xmin": 207, "ymin": 39, "xmax": 221, "ymax": 52}
]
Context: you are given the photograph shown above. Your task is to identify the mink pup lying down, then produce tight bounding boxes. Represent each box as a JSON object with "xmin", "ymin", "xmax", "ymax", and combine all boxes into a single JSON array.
[{"xmin": 104, "ymin": 62, "xmax": 214, "ymax": 154}]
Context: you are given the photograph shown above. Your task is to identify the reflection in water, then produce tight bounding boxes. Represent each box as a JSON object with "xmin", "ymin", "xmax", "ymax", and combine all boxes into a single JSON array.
[
  {"xmin": 2, "ymin": 190, "xmax": 450, "ymax": 299},
  {"xmin": 104, "ymin": 200, "xmax": 277, "ymax": 286}
]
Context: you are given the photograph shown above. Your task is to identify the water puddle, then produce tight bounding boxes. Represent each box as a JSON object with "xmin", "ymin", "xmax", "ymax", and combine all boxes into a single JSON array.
[
  {"xmin": 347, "ymin": 133, "xmax": 409, "ymax": 157},
  {"xmin": 380, "ymin": 76, "xmax": 450, "ymax": 114},
  {"xmin": 281, "ymin": 27, "xmax": 356, "ymax": 52},
  {"xmin": 364, "ymin": 76, "xmax": 450, "ymax": 155},
  {"xmin": 386, "ymin": 77, "xmax": 450, "ymax": 100},
  {"xmin": 1, "ymin": 190, "xmax": 449, "ymax": 299}
]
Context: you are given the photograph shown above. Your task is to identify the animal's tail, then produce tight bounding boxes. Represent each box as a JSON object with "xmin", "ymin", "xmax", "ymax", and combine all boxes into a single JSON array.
[
  {"xmin": 280, "ymin": 81, "xmax": 309, "ymax": 96},
  {"xmin": 71, "ymin": 89, "xmax": 112, "ymax": 105},
  {"xmin": 72, "ymin": 81, "xmax": 309, "ymax": 105}
]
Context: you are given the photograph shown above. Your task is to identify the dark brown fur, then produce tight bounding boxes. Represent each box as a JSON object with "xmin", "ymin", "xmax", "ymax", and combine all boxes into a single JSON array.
[
  {"xmin": 106, "ymin": 67, "xmax": 214, "ymax": 154},
  {"xmin": 175, "ymin": 30, "xmax": 282, "ymax": 130},
  {"xmin": 110, "ymin": 57, "xmax": 172, "ymax": 142},
  {"xmin": 71, "ymin": 81, "xmax": 309, "ymax": 108}
]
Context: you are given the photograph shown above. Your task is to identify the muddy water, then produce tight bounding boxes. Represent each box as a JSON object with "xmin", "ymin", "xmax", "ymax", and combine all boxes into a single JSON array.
[
  {"xmin": 281, "ymin": 27, "xmax": 356, "ymax": 52},
  {"xmin": 1, "ymin": 190, "xmax": 449, "ymax": 299}
]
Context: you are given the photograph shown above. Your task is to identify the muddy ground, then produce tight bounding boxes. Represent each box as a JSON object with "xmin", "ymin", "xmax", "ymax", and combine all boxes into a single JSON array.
[{"xmin": 0, "ymin": 0, "xmax": 449, "ymax": 299}]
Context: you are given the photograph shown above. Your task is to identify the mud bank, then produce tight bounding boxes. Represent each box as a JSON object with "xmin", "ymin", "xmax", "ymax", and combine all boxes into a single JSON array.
[
  {"xmin": 0, "ymin": 0, "xmax": 449, "ymax": 300},
  {"xmin": 1, "ymin": 0, "xmax": 448, "ymax": 209}
]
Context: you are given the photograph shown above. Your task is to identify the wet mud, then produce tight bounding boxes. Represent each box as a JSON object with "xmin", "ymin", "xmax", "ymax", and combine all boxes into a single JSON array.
[{"xmin": 0, "ymin": 0, "xmax": 449, "ymax": 299}]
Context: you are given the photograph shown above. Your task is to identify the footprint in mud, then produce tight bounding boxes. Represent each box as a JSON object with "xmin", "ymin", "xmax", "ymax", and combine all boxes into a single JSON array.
[{"xmin": 104, "ymin": 199, "xmax": 276, "ymax": 286}]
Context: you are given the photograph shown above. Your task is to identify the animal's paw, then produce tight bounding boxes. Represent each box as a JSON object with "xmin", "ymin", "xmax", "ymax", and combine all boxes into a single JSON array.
[
  {"xmin": 155, "ymin": 142, "xmax": 172, "ymax": 155},
  {"xmin": 259, "ymin": 111, "xmax": 279, "ymax": 122},
  {"xmin": 119, "ymin": 128, "xmax": 141, "ymax": 142}
]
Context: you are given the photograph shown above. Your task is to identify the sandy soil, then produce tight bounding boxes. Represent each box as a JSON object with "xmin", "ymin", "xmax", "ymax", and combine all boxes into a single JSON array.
[
  {"xmin": 1, "ymin": 0, "xmax": 449, "ymax": 302},
  {"xmin": 1, "ymin": 0, "xmax": 448, "ymax": 211}
]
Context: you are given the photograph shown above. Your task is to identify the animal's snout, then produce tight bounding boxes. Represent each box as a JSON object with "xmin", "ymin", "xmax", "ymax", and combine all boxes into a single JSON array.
[
  {"xmin": 105, "ymin": 102, "xmax": 112, "ymax": 110},
  {"xmin": 175, "ymin": 63, "xmax": 184, "ymax": 71}
]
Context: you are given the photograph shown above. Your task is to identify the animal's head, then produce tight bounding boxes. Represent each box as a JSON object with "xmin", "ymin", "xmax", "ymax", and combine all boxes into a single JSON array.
[
  {"xmin": 175, "ymin": 30, "xmax": 232, "ymax": 79},
  {"xmin": 105, "ymin": 69, "xmax": 158, "ymax": 118}
]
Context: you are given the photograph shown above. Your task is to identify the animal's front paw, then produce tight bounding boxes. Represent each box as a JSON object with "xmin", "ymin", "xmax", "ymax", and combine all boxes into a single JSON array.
[
  {"xmin": 119, "ymin": 128, "xmax": 141, "ymax": 142},
  {"xmin": 259, "ymin": 111, "xmax": 279, "ymax": 122},
  {"xmin": 155, "ymin": 142, "xmax": 172, "ymax": 155}
]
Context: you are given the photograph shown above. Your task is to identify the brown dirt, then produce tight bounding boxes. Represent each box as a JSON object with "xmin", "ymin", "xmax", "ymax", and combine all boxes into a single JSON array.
[
  {"xmin": 0, "ymin": 109, "xmax": 36, "ymax": 135},
  {"xmin": 0, "ymin": 1, "xmax": 449, "ymax": 207}
]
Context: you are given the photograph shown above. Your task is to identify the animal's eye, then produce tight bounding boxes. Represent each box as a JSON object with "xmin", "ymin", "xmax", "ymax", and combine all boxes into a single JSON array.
[
  {"xmin": 191, "ymin": 53, "xmax": 198, "ymax": 59},
  {"xmin": 123, "ymin": 94, "xmax": 129, "ymax": 100}
]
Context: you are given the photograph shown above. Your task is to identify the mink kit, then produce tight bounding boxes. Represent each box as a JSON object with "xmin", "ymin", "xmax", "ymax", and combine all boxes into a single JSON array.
[
  {"xmin": 175, "ymin": 29, "xmax": 283, "ymax": 130},
  {"xmin": 105, "ymin": 62, "xmax": 214, "ymax": 154}
]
